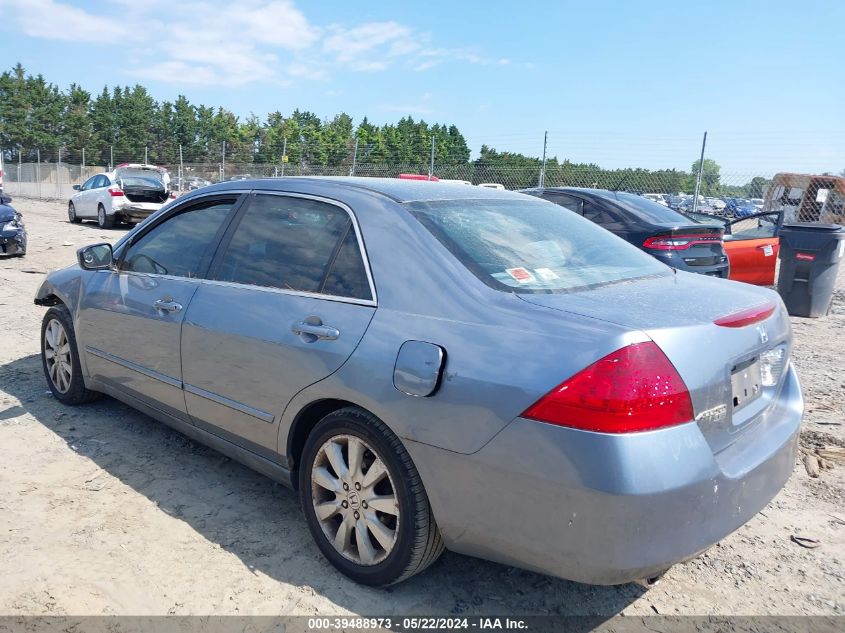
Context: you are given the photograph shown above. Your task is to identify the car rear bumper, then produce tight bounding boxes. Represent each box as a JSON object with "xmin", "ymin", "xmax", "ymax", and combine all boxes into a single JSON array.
[
  {"xmin": 113, "ymin": 202, "xmax": 163, "ymax": 223},
  {"xmin": 407, "ymin": 365, "xmax": 802, "ymax": 585},
  {"xmin": 650, "ymin": 251, "xmax": 730, "ymax": 278}
]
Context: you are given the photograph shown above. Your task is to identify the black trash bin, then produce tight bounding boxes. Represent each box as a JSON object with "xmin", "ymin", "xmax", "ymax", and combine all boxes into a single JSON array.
[{"xmin": 777, "ymin": 223, "xmax": 845, "ymax": 317}]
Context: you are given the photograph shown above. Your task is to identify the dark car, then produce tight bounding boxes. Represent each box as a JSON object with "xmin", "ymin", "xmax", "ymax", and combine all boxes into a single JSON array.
[
  {"xmin": 0, "ymin": 193, "xmax": 26, "ymax": 257},
  {"xmin": 521, "ymin": 188, "xmax": 729, "ymax": 278}
]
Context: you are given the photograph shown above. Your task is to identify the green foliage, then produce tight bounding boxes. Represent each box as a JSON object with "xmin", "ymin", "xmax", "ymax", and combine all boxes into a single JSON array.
[
  {"xmin": 690, "ymin": 158, "xmax": 721, "ymax": 195},
  {"xmin": 0, "ymin": 64, "xmax": 472, "ymax": 169}
]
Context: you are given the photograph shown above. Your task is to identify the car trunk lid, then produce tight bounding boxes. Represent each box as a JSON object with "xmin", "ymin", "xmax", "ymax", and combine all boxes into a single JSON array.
[
  {"xmin": 115, "ymin": 166, "xmax": 170, "ymax": 204},
  {"xmin": 518, "ymin": 273, "xmax": 792, "ymax": 454},
  {"xmin": 643, "ymin": 224, "xmax": 727, "ymax": 269}
]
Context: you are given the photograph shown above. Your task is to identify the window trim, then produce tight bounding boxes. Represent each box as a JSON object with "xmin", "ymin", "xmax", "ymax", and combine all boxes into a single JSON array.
[
  {"xmin": 115, "ymin": 192, "xmax": 247, "ymax": 279},
  {"xmin": 206, "ymin": 191, "xmax": 378, "ymax": 307}
]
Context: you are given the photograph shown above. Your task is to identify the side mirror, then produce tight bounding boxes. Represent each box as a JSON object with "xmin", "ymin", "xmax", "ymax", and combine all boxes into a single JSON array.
[
  {"xmin": 72, "ymin": 184, "xmax": 81, "ymax": 191},
  {"xmin": 77, "ymin": 243, "xmax": 114, "ymax": 270}
]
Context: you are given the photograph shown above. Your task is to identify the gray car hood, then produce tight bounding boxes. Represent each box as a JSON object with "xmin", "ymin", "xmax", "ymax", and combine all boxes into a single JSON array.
[{"xmin": 517, "ymin": 270, "xmax": 778, "ymax": 330}]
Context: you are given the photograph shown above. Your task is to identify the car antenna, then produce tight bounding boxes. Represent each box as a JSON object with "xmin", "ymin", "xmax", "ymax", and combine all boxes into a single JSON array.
[{"xmin": 611, "ymin": 173, "xmax": 628, "ymax": 195}]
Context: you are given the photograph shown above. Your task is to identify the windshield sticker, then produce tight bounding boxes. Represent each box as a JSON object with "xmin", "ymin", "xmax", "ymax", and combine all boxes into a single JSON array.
[
  {"xmin": 505, "ymin": 267, "xmax": 535, "ymax": 283},
  {"xmin": 534, "ymin": 267, "xmax": 560, "ymax": 281}
]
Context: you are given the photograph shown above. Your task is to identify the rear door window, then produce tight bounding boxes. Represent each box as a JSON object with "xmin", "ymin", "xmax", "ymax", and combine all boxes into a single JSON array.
[
  {"xmin": 581, "ymin": 200, "xmax": 624, "ymax": 229},
  {"xmin": 542, "ymin": 193, "xmax": 583, "ymax": 214},
  {"xmin": 214, "ymin": 194, "xmax": 373, "ymax": 300}
]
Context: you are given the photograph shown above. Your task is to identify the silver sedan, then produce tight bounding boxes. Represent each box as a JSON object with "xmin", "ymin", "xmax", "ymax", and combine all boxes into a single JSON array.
[{"xmin": 35, "ymin": 178, "xmax": 802, "ymax": 586}]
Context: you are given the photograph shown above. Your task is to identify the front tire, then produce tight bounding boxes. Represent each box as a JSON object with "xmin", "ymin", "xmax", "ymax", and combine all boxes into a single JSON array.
[
  {"xmin": 41, "ymin": 305, "xmax": 101, "ymax": 405},
  {"xmin": 68, "ymin": 202, "xmax": 81, "ymax": 223},
  {"xmin": 299, "ymin": 407, "xmax": 444, "ymax": 585},
  {"xmin": 97, "ymin": 204, "xmax": 114, "ymax": 229}
]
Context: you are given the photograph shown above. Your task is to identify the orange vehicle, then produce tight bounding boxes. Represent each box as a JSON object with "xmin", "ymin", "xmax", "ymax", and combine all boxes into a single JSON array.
[
  {"xmin": 688, "ymin": 173, "xmax": 845, "ymax": 286},
  {"xmin": 685, "ymin": 210, "xmax": 782, "ymax": 285},
  {"xmin": 722, "ymin": 212, "xmax": 781, "ymax": 285}
]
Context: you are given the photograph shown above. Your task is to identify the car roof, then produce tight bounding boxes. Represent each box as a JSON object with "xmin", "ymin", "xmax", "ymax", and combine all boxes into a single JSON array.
[
  {"xmin": 198, "ymin": 176, "xmax": 531, "ymax": 204},
  {"xmin": 527, "ymin": 186, "xmax": 641, "ymax": 200}
]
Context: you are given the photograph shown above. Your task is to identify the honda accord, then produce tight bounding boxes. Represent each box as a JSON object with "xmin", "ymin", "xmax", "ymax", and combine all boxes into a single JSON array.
[{"xmin": 35, "ymin": 178, "xmax": 802, "ymax": 586}]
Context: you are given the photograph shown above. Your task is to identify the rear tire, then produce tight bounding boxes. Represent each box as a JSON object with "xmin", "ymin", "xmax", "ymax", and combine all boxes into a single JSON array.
[
  {"xmin": 68, "ymin": 202, "xmax": 81, "ymax": 223},
  {"xmin": 299, "ymin": 407, "xmax": 444, "ymax": 585},
  {"xmin": 40, "ymin": 304, "xmax": 102, "ymax": 405},
  {"xmin": 97, "ymin": 204, "xmax": 114, "ymax": 229}
]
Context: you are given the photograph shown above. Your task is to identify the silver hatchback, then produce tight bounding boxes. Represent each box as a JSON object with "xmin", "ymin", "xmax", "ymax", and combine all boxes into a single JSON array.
[{"xmin": 36, "ymin": 178, "xmax": 802, "ymax": 586}]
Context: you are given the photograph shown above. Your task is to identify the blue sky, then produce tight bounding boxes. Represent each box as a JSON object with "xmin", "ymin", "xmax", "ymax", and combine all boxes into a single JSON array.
[{"xmin": 1, "ymin": 0, "xmax": 843, "ymax": 174}]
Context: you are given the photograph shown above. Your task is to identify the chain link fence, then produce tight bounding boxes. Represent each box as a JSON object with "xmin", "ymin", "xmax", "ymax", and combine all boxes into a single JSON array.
[{"xmin": 0, "ymin": 146, "xmax": 776, "ymax": 204}]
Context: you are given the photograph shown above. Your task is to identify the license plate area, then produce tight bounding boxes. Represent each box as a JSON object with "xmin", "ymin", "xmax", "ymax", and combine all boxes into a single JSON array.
[{"xmin": 731, "ymin": 358, "xmax": 763, "ymax": 411}]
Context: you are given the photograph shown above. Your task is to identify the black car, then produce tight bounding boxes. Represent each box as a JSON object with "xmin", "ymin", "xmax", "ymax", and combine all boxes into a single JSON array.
[
  {"xmin": 521, "ymin": 187, "xmax": 729, "ymax": 278},
  {"xmin": 0, "ymin": 193, "xmax": 26, "ymax": 257}
]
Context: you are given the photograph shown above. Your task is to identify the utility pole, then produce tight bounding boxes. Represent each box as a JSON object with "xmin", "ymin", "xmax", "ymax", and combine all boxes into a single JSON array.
[
  {"xmin": 281, "ymin": 137, "xmax": 287, "ymax": 177},
  {"xmin": 179, "ymin": 144, "xmax": 184, "ymax": 191},
  {"xmin": 692, "ymin": 131, "xmax": 707, "ymax": 215},
  {"xmin": 144, "ymin": 146, "xmax": 148, "ymax": 164},
  {"xmin": 110, "ymin": 145, "xmax": 114, "ymax": 172},
  {"xmin": 428, "ymin": 136, "xmax": 435, "ymax": 180},
  {"xmin": 57, "ymin": 146, "xmax": 62, "ymax": 198},
  {"xmin": 349, "ymin": 137, "xmax": 359, "ymax": 177},
  {"xmin": 36, "ymin": 149, "xmax": 41, "ymax": 199},
  {"xmin": 221, "ymin": 141, "xmax": 226, "ymax": 181},
  {"xmin": 82, "ymin": 148, "xmax": 85, "ymax": 179},
  {"xmin": 539, "ymin": 131, "xmax": 548, "ymax": 187}
]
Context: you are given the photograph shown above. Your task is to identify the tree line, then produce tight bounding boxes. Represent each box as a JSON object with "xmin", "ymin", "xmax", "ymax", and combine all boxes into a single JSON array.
[
  {"xmin": 0, "ymin": 63, "xmax": 470, "ymax": 167},
  {"xmin": 0, "ymin": 62, "xmax": 773, "ymax": 196}
]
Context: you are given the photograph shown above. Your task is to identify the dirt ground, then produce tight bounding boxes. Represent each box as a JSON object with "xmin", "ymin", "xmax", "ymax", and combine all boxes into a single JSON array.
[{"xmin": 1, "ymin": 198, "xmax": 843, "ymax": 617}]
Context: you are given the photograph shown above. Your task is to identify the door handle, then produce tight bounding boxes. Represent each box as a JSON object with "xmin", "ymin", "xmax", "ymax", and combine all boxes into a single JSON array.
[
  {"xmin": 153, "ymin": 299, "xmax": 183, "ymax": 313},
  {"xmin": 292, "ymin": 320, "xmax": 340, "ymax": 341}
]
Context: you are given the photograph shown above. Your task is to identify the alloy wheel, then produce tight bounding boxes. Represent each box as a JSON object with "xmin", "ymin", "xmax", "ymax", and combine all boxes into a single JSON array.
[
  {"xmin": 68, "ymin": 203, "xmax": 76, "ymax": 222},
  {"xmin": 311, "ymin": 434, "xmax": 400, "ymax": 566},
  {"xmin": 44, "ymin": 318, "xmax": 72, "ymax": 393}
]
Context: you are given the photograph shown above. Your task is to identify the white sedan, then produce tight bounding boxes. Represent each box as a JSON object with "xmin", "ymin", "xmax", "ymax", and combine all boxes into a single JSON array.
[{"xmin": 68, "ymin": 164, "xmax": 173, "ymax": 228}]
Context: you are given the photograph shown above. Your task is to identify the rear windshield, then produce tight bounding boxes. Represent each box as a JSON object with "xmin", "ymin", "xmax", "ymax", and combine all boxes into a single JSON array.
[
  {"xmin": 120, "ymin": 176, "xmax": 165, "ymax": 189},
  {"xmin": 407, "ymin": 198, "xmax": 668, "ymax": 293},
  {"xmin": 593, "ymin": 191, "xmax": 691, "ymax": 224},
  {"xmin": 117, "ymin": 169, "xmax": 165, "ymax": 187}
]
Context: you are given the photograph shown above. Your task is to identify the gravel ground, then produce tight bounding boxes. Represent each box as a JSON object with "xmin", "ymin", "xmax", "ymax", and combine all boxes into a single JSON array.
[{"xmin": 0, "ymin": 198, "xmax": 843, "ymax": 617}]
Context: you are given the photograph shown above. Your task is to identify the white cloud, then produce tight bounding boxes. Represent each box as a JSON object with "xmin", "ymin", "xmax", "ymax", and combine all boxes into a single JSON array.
[
  {"xmin": 413, "ymin": 60, "xmax": 440, "ymax": 72},
  {"xmin": 1, "ymin": 0, "xmax": 516, "ymax": 86},
  {"xmin": 287, "ymin": 62, "xmax": 326, "ymax": 81},
  {"xmin": 0, "ymin": 0, "xmax": 131, "ymax": 43},
  {"xmin": 322, "ymin": 21, "xmax": 420, "ymax": 71}
]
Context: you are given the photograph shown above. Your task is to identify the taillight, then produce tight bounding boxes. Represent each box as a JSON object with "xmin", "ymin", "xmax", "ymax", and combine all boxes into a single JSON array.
[
  {"xmin": 521, "ymin": 342, "xmax": 693, "ymax": 433},
  {"xmin": 643, "ymin": 234, "xmax": 722, "ymax": 250},
  {"xmin": 108, "ymin": 187, "xmax": 125, "ymax": 197}
]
